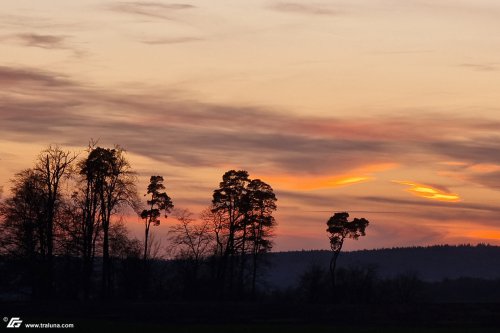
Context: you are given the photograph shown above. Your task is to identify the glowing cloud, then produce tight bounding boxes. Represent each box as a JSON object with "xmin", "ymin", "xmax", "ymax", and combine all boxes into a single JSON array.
[
  {"xmin": 465, "ymin": 229, "xmax": 500, "ymax": 240},
  {"xmin": 394, "ymin": 181, "xmax": 460, "ymax": 202},
  {"xmin": 436, "ymin": 222, "xmax": 500, "ymax": 243},
  {"xmin": 334, "ymin": 176, "xmax": 370, "ymax": 186},
  {"xmin": 467, "ymin": 163, "xmax": 500, "ymax": 173},
  {"xmin": 261, "ymin": 174, "xmax": 372, "ymax": 191},
  {"xmin": 258, "ymin": 163, "xmax": 397, "ymax": 191}
]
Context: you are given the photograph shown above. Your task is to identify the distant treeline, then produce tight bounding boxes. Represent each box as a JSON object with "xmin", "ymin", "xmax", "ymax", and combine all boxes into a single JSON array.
[
  {"xmin": 278, "ymin": 265, "xmax": 500, "ymax": 304},
  {"xmin": 266, "ymin": 244, "xmax": 500, "ymax": 288}
]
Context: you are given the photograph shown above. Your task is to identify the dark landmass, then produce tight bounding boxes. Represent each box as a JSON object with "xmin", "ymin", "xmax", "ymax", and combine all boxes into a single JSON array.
[
  {"xmin": 2, "ymin": 244, "xmax": 500, "ymax": 331},
  {"xmin": 265, "ymin": 244, "xmax": 500, "ymax": 289}
]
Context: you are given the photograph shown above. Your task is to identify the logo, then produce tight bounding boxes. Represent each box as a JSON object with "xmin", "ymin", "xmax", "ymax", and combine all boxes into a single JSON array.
[{"xmin": 6, "ymin": 317, "xmax": 23, "ymax": 328}]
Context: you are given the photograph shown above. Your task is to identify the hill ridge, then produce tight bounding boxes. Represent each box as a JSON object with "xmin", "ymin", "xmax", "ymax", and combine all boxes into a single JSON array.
[{"xmin": 265, "ymin": 244, "xmax": 500, "ymax": 289}]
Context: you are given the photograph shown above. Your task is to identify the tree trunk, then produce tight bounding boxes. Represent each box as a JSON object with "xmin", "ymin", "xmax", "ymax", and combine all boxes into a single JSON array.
[
  {"xmin": 144, "ymin": 223, "xmax": 149, "ymax": 261},
  {"xmin": 102, "ymin": 220, "xmax": 110, "ymax": 298},
  {"xmin": 83, "ymin": 255, "xmax": 92, "ymax": 301},
  {"xmin": 329, "ymin": 251, "xmax": 339, "ymax": 290},
  {"xmin": 251, "ymin": 252, "xmax": 258, "ymax": 298},
  {"xmin": 238, "ymin": 224, "xmax": 247, "ymax": 296},
  {"xmin": 45, "ymin": 198, "xmax": 54, "ymax": 298},
  {"xmin": 330, "ymin": 239, "xmax": 344, "ymax": 298}
]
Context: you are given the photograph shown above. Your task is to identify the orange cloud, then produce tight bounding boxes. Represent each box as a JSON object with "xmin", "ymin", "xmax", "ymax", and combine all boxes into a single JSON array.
[
  {"xmin": 439, "ymin": 161, "xmax": 468, "ymax": 167},
  {"xmin": 435, "ymin": 222, "xmax": 500, "ymax": 243},
  {"xmin": 467, "ymin": 163, "xmax": 500, "ymax": 173},
  {"xmin": 257, "ymin": 163, "xmax": 398, "ymax": 191},
  {"xmin": 355, "ymin": 162, "xmax": 399, "ymax": 174},
  {"xmin": 394, "ymin": 181, "xmax": 460, "ymax": 202},
  {"xmin": 465, "ymin": 229, "xmax": 500, "ymax": 240},
  {"xmin": 264, "ymin": 174, "xmax": 372, "ymax": 190}
]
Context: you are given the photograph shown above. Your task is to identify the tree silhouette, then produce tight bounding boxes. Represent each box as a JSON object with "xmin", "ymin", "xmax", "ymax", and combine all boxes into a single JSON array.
[
  {"xmin": 169, "ymin": 208, "xmax": 213, "ymax": 263},
  {"xmin": 78, "ymin": 151, "xmax": 104, "ymax": 299},
  {"xmin": 326, "ymin": 212, "xmax": 369, "ymax": 291},
  {"xmin": 34, "ymin": 145, "xmax": 76, "ymax": 296},
  {"xmin": 140, "ymin": 176, "xmax": 173, "ymax": 261},
  {"xmin": 211, "ymin": 170, "xmax": 277, "ymax": 297},
  {"xmin": 0, "ymin": 170, "xmax": 46, "ymax": 257},
  {"xmin": 79, "ymin": 145, "xmax": 137, "ymax": 298},
  {"xmin": 244, "ymin": 179, "xmax": 277, "ymax": 297},
  {"xmin": 0, "ymin": 169, "xmax": 48, "ymax": 297},
  {"xmin": 212, "ymin": 170, "xmax": 251, "ymax": 294},
  {"xmin": 168, "ymin": 208, "xmax": 213, "ymax": 295},
  {"xmin": 200, "ymin": 206, "xmax": 226, "ymax": 257}
]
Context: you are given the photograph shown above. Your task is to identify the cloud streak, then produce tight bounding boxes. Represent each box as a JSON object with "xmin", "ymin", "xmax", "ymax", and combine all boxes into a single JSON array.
[
  {"xmin": 428, "ymin": 140, "xmax": 500, "ymax": 166},
  {"xmin": 141, "ymin": 36, "xmax": 203, "ymax": 45},
  {"xmin": 269, "ymin": 2, "xmax": 338, "ymax": 16},
  {"xmin": 0, "ymin": 66, "xmax": 398, "ymax": 176},
  {"xmin": 0, "ymin": 66, "xmax": 73, "ymax": 87},
  {"xmin": 2, "ymin": 65, "xmax": 500, "ymax": 195},
  {"xmin": 11, "ymin": 33, "xmax": 68, "ymax": 49},
  {"xmin": 108, "ymin": 2, "xmax": 195, "ymax": 20},
  {"xmin": 361, "ymin": 196, "xmax": 500, "ymax": 214},
  {"xmin": 459, "ymin": 63, "xmax": 498, "ymax": 72},
  {"xmin": 468, "ymin": 171, "xmax": 500, "ymax": 189},
  {"xmin": 394, "ymin": 181, "xmax": 460, "ymax": 202}
]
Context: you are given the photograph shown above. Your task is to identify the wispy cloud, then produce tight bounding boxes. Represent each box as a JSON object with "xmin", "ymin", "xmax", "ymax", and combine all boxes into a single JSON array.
[
  {"xmin": 108, "ymin": 2, "xmax": 195, "ymax": 20},
  {"xmin": 459, "ymin": 63, "xmax": 498, "ymax": 72},
  {"xmin": 361, "ymin": 196, "xmax": 500, "ymax": 214},
  {"xmin": 141, "ymin": 36, "xmax": 203, "ymax": 45},
  {"xmin": 394, "ymin": 181, "xmax": 460, "ymax": 202},
  {"xmin": 467, "ymin": 170, "xmax": 500, "ymax": 189},
  {"xmin": 269, "ymin": 2, "xmax": 338, "ymax": 16},
  {"xmin": 269, "ymin": 175, "xmax": 373, "ymax": 191},
  {"xmin": 2, "ymin": 65, "xmax": 500, "ymax": 189},
  {"xmin": 0, "ymin": 14, "xmax": 82, "ymax": 30},
  {"xmin": 8, "ymin": 33, "xmax": 68, "ymax": 49},
  {"xmin": 441, "ymin": 163, "xmax": 500, "ymax": 190},
  {"xmin": 260, "ymin": 163, "xmax": 397, "ymax": 191},
  {"xmin": 0, "ymin": 67, "xmax": 387, "ymax": 174},
  {"xmin": 1, "ymin": 33, "xmax": 85, "ymax": 57},
  {"xmin": 0, "ymin": 66, "xmax": 73, "ymax": 87},
  {"xmin": 427, "ymin": 140, "xmax": 500, "ymax": 166},
  {"xmin": 276, "ymin": 190, "xmax": 347, "ymax": 208}
]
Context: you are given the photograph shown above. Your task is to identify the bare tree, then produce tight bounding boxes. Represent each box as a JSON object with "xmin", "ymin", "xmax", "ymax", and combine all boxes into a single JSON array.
[
  {"xmin": 34, "ymin": 145, "xmax": 76, "ymax": 296},
  {"xmin": 169, "ymin": 208, "xmax": 213, "ymax": 262},
  {"xmin": 108, "ymin": 219, "xmax": 142, "ymax": 260},
  {"xmin": 200, "ymin": 207, "xmax": 226, "ymax": 257}
]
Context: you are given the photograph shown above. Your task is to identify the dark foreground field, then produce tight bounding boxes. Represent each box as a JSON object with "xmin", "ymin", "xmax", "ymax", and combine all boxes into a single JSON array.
[{"xmin": 1, "ymin": 301, "xmax": 499, "ymax": 332}]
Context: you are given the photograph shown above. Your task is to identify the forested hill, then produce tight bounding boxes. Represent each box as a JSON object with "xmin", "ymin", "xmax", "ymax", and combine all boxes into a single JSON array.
[{"xmin": 265, "ymin": 245, "xmax": 500, "ymax": 289}]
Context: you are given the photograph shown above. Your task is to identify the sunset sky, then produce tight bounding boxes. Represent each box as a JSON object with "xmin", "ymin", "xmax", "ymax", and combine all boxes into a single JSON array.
[{"xmin": 1, "ymin": 0, "xmax": 500, "ymax": 251}]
